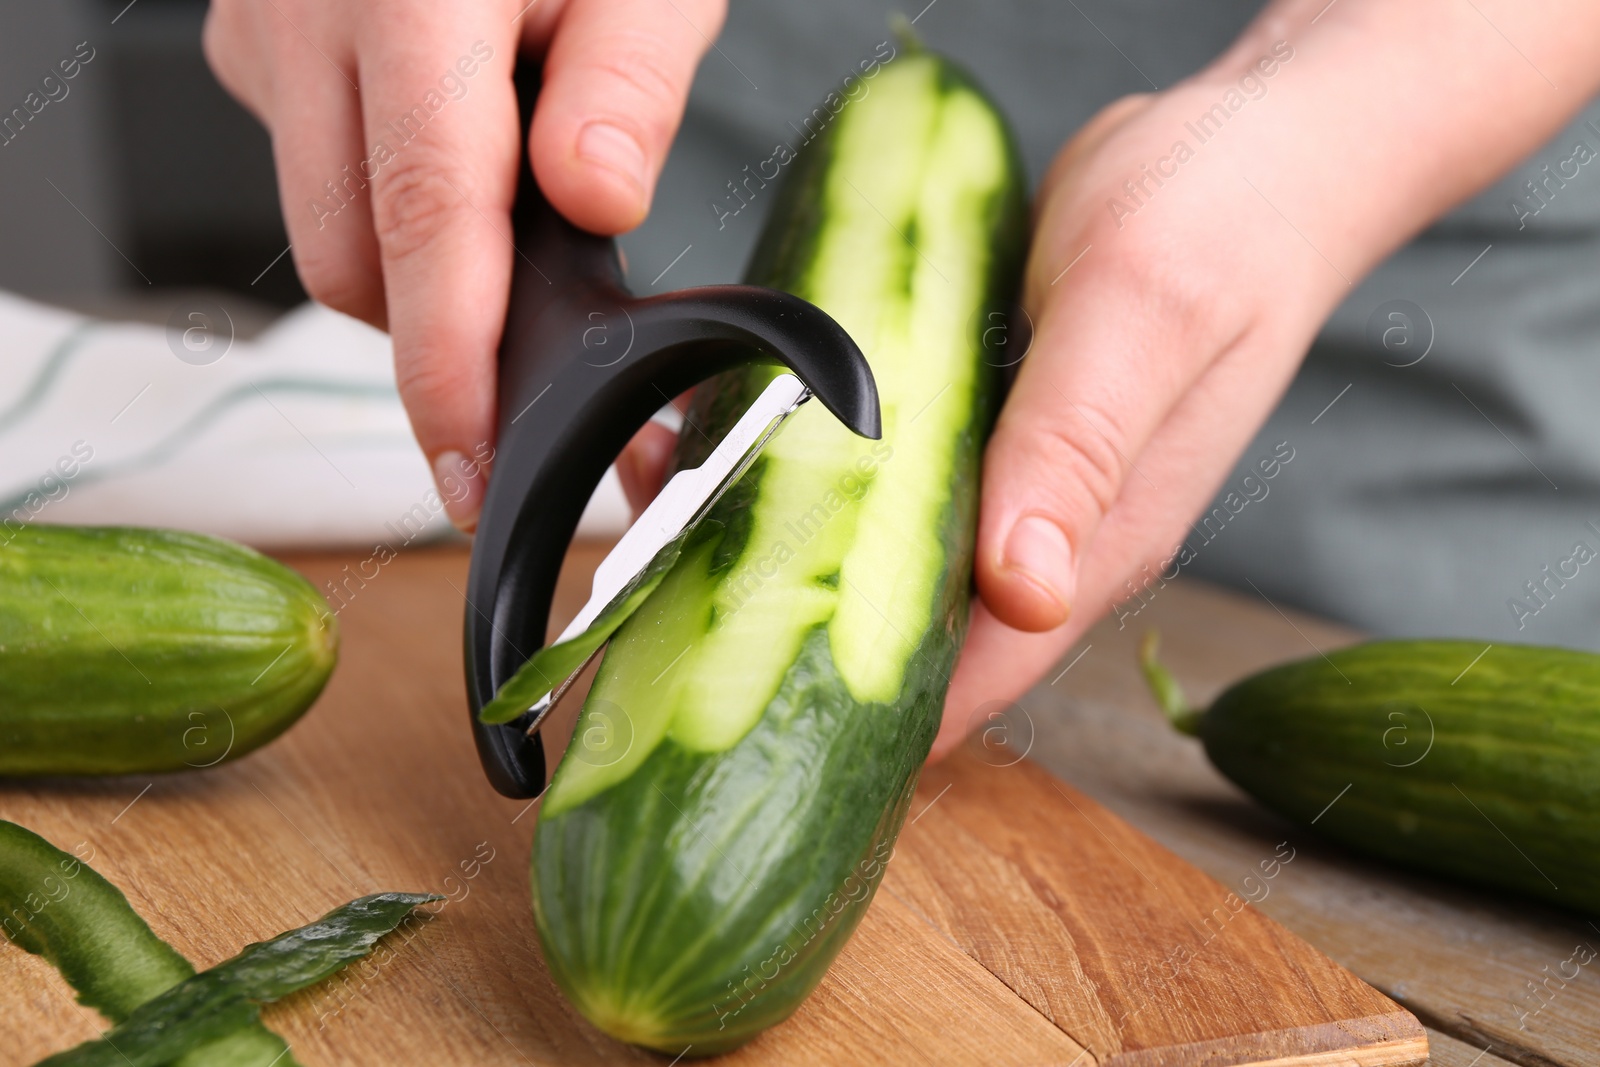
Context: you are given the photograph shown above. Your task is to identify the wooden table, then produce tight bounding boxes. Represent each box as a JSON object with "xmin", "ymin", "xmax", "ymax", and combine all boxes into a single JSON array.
[
  {"xmin": 2, "ymin": 544, "xmax": 1592, "ymax": 1067},
  {"xmin": 1044, "ymin": 577, "xmax": 1599, "ymax": 1067}
]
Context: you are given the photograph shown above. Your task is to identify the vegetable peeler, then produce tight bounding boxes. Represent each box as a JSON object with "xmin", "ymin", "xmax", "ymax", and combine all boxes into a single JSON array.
[{"xmin": 462, "ymin": 63, "xmax": 881, "ymax": 799}]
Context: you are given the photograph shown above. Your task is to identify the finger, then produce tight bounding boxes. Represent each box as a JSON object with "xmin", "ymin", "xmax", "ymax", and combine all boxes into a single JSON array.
[
  {"xmin": 930, "ymin": 600, "xmax": 1070, "ymax": 762},
  {"xmin": 936, "ymin": 320, "xmax": 1308, "ymax": 762},
  {"xmin": 616, "ymin": 421, "xmax": 677, "ymax": 516},
  {"xmin": 204, "ymin": 2, "xmax": 385, "ymax": 322},
  {"xmin": 530, "ymin": 0, "xmax": 726, "ymax": 234},
  {"xmin": 975, "ymin": 253, "xmax": 1226, "ymax": 633},
  {"xmin": 358, "ymin": 10, "xmax": 520, "ymax": 530},
  {"xmin": 201, "ymin": 1, "xmax": 272, "ymax": 121},
  {"xmin": 270, "ymin": 43, "xmax": 387, "ymax": 326},
  {"xmin": 1036, "ymin": 93, "xmax": 1155, "ymax": 203}
]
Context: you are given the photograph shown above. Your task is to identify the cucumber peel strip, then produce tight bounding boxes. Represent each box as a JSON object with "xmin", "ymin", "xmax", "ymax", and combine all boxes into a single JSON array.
[
  {"xmin": 32, "ymin": 892, "xmax": 442, "ymax": 1067},
  {"xmin": 1, "ymin": 820, "xmax": 301, "ymax": 1067},
  {"xmin": 477, "ymin": 534, "xmax": 688, "ymax": 725},
  {"xmin": 1138, "ymin": 631, "xmax": 1203, "ymax": 736}
]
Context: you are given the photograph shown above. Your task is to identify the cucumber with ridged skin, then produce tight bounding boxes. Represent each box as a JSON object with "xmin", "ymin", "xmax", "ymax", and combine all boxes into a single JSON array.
[
  {"xmin": 530, "ymin": 48, "xmax": 1027, "ymax": 1054},
  {"xmin": 0, "ymin": 819, "xmax": 300, "ymax": 1066},
  {"xmin": 1141, "ymin": 635, "xmax": 1600, "ymax": 914},
  {"xmin": 0, "ymin": 526, "xmax": 337, "ymax": 775}
]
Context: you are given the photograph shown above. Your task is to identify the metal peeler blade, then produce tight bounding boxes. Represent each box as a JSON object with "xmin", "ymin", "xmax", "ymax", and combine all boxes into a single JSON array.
[{"xmin": 475, "ymin": 373, "xmax": 810, "ymax": 733}]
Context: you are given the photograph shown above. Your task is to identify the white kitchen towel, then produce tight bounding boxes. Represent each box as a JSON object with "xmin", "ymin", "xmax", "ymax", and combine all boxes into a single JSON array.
[{"xmin": 0, "ymin": 292, "xmax": 629, "ymax": 550}]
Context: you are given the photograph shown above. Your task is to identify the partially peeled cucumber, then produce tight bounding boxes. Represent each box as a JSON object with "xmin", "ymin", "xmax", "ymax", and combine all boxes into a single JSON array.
[{"xmin": 529, "ymin": 47, "xmax": 1027, "ymax": 1053}]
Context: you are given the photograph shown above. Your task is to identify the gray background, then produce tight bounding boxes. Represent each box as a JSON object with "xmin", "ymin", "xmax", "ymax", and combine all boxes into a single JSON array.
[{"xmin": 5, "ymin": 0, "xmax": 1599, "ymax": 647}]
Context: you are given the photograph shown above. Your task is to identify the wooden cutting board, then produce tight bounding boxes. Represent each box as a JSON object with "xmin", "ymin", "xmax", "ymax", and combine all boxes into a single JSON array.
[{"xmin": 0, "ymin": 545, "xmax": 1427, "ymax": 1066}]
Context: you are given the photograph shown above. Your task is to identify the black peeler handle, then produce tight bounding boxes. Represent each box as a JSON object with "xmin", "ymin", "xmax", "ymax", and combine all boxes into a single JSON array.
[{"xmin": 462, "ymin": 60, "xmax": 881, "ymax": 798}]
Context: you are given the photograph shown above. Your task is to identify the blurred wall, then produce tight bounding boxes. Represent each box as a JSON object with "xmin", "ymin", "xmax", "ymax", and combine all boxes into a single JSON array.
[
  {"xmin": 0, "ymin": 0, "xmax": 120, "ymax": 296},
  {"xmin": 0, "ymin": 0, "xmax": 303, "ymax": 307}
]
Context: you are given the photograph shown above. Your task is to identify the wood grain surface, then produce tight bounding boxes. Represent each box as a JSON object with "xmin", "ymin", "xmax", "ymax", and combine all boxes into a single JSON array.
[
  {"xmin": 1040, "ymin": 579, "xmax": 1600, "ymax": 1067},
  {"xmin": 886, "ymin": 754, "xmax": 1424, "ymax": 1066},
  {"xmin": 0, "ymin": 544, "xmax": 1433, "ymax": 1066}
]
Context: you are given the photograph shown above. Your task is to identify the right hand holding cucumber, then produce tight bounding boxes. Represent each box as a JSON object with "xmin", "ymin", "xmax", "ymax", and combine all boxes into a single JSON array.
[{"xmin": 938, "ymin": 0, "xmax": 1600, "ymax": 758}]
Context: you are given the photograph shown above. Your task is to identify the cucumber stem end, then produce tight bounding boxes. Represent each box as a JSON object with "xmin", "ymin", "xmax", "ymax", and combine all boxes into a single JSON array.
[
  {"xmin": 889, "ymin": 12, "xmax": 924, "ymax": 55},
  {"xmin": 1138, "ymin": 631, "xmax": 1203, "ymax": 736}
]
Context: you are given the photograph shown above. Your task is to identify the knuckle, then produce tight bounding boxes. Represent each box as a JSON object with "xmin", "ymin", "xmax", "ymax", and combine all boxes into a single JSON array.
[
  {"xmin": 371, "ymin": 156, "xmax": 468, "ymax": 263},
  {"xmin": 1030, "ymin": 401, "xmax": 1130, "ymax": 521},
  {"xmin": 584, "ymin": 45, "xmax": 687, "ymax": 132},
  {"xmin": 1098, "ymin": 233, "xmax": 1240, "ymax": 353},
  {"xmin": 201, "ymin": 5, "xmax": 252, "ymax": 100},
  {"xmin": 294, "ymin": 247, "xmax": 374, "ymax": 320},
  {"xmin": 687, "ymin": 0, "xmax": 730, "ymax": 42},
  {"xmin": 601, "ymin": 52, "xmax": 676, "ymax": 104},
  {"xmin": 199, "ymin": 5, "xmax": 229, "ymax": 67},
  {"xmin": 394, "ymin": 352, "xmax": 470, "ymax": 423}
]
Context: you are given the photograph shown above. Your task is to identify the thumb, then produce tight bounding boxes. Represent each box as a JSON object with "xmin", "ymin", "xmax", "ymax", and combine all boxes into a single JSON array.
[
  {"xmin": 530, "ymin": 0, "xmax": 726, "ymax": 234},
  {"xmin": 976, "ymin": 270, "xmax": 1200, "ymax": 632}
]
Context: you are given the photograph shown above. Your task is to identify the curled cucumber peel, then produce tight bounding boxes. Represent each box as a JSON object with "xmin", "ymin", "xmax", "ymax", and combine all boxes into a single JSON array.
[
  {"xmin": 1, "ymin": 819, "xmax": 440, "ymax": 1066},
  {"xmin": 36, "ymin": 893, "xmax": 441, "ymax": 1067},
  {"xmin": 0, "ymin": 820, "xmax": 298, "ymax": 1067}
]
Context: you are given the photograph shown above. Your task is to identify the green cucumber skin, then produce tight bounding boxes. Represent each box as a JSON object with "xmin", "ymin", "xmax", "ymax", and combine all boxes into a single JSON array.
[
  {"xmin": 0, "ymin": 820, "xmax": 299, "ymax": 1067},
  {"xmin": 37, "ymin": 892, "xmax": 442, "ymax": 1067},
  {"xmin": 1200, "ymin": 640, "xmax": 1600, "ymax": 913},
  {"xmin": 0, "ymin": 526, "xmax": 337, "ymax": 776},
  {"xmin": 0, "ymin": 820, "xmax": 191, "ymax": 1020},
  {"xmin": 534, "ymin": 53, "xmax": 1027, "ymax": 1055},
  {"xmin": 535, "ymin": 621, "xmax": 944, "ymax": 1053}
]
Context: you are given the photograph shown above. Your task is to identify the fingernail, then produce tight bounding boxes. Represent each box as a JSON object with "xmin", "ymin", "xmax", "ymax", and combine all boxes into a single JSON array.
[
  {"xmin": 1002, "ymin": 514, "xmax": 1074, "ymax": 621},
  {"xmin": 433, "ymin": 450, "xmax": 487, "ymax": 534},
  {"xmin": 577, "ymin": 121, "xmax": 648, "ymax": 192}
]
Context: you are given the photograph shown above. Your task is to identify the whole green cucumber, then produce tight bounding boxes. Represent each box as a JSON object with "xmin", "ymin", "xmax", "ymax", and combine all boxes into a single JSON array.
[
  {"xmin": 1142, "ymin": 636, "xmax": 1600, "ymax": 914},
  {"xmin": 531, "ymin": 48, "xmax": 1027, "ymax": 1054},
  {"xmin": 0, "ymin": 820, "xmax": 299, "ymax": 1066},
  {"xmin": 0, "ymin": 526, "xmax": 337, "ymax": 775}
]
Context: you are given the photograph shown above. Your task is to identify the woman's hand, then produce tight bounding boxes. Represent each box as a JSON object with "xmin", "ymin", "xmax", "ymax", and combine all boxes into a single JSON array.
[
  {"xmin": 933, "ymin": 0, "xmax": 1600, "ymax": 758},
  {"xmin": 203, "ymin": 0, "xmax": 726, "ymax": 529}
]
